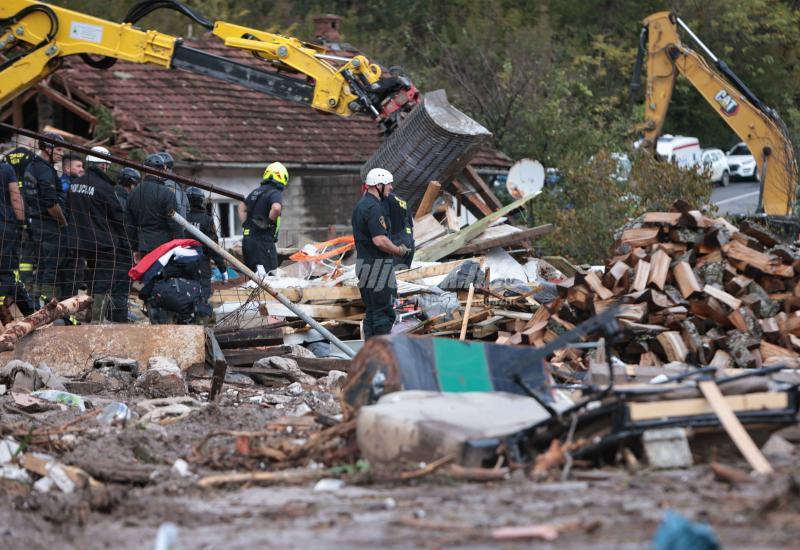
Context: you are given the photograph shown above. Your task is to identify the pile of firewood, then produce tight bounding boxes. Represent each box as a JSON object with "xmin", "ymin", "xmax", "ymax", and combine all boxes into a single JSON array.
[{"xmin": 505, "ymin": 201, "xmax": 800, "ymax": 371}]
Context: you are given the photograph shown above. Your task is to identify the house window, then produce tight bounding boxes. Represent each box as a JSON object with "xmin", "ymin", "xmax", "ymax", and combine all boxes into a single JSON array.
[{"xmin": 215, "ymin": 201, "xmax": 242, "ymax": 238}]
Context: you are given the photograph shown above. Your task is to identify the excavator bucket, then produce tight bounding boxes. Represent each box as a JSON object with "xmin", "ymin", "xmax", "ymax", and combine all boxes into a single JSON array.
[{"xmin": 363, "ymin": 89, "xmax": 492, "ymax": 211}]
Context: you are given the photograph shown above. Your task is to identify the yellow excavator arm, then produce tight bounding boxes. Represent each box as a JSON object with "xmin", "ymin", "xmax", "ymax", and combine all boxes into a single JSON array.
[
  {"xmin": 634, "ymin": 11, "xmax": 797, "ymax": 216},
  {"xmin": 0, "ymin": 0, "xmax": 418, "ymax": 133}
]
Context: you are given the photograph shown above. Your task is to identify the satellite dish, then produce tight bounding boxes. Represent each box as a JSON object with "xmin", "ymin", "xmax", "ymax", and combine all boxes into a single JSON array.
[{"xmin": 506, "ymin": 158, "xmax": 544, "ymax": 200}]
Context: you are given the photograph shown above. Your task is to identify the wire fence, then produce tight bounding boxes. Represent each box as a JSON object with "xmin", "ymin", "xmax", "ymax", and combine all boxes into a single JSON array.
[{"xmin": 0, "ymin": 132, "xmax": 260, "ymax": 327}]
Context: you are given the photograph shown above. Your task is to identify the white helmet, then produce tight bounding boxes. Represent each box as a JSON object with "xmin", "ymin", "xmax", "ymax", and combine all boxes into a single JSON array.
[
  {"xmin": 365, "ymin": 167, "xmax": 393, "ymax": 186},
  {"xmin": 86, "ymin": 145, "xmax": 111, "ymax": 165}
]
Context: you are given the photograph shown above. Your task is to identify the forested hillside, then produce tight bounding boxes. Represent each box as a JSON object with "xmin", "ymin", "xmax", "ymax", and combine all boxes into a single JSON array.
[{"xmin": 52, "ymin": 0, "xmax": 800, "ymax": 165}]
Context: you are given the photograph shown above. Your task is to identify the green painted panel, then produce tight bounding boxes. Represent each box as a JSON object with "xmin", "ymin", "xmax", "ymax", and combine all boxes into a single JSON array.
[{"xmin": 433, "ymin": 339, "xmax": 493, "ymax": 392}]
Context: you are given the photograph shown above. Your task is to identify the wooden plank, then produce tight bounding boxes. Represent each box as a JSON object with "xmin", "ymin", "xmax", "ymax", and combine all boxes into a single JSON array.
[
  {"xmin": 472, "ymin": 315, "xmax": 504, "ymax": 339},
  {"xmin": 211, "ymin": 285, "xmax": 361, "ymax": 305},
  {"xmin": 698, "ymin": 381, "xmax": 774, "ymax": 475},
  {"xmin": 673, "ymin": 261, "xmax": 702, "ymax": 298},
  {"xmin": 459, "ymin": 284, "xmax": 476, "ymax": 341},
  {"xmin": 413, "ymin": 214, "xmax": 447, "ymax": 247},
  {"xmin": 759, "ymin": 340, "xmax": 799, "ymax": 362},
  {"xmin": 414, "ymin": 180, "xmax": 442, "ymax": 219},
  {"xmin": 215, "ymin": 326, "xmax": 285, "ymax": 349},
  {"xmin": 450, "ymin": 178, "xmax": 492, "ymax": 219},
  {"xmin": 455, "ymin": 224, "xmax": 554, "ymax": 255},
  {"xmin": 206, "ymin": 329, "xmax": 228, "ymax": 402},
  {"xmin": 396, "ymin": 258, "xmax": 477, "ymax": 282},
  {"xmin": 629, "ymin": 390, "xmax": 787, "ymax": 423},
  {"xmin": 703, "ymin": 284, "xmax": 742, "ymax": 310},
  {"xmin": 463, "ymin": 164, "xmax": 503, "ymax": 210},
  {"xmin": 415, "ymin": 193, "xmax": 538, "ymax": 262},
  {"xmin": 543, "ymin": 256, "xmax": 581, "ymax": 278}
]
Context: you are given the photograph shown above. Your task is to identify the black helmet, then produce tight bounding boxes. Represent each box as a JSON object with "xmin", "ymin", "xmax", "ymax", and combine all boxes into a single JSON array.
[
  {"xmin": 144, "ymin": 153, "xmax": 167, "ymax": 170},
  {"xmin": 158, "ymin": 151, "xmax": 174, "ymax": 170},
  {"xmin": 186, "ymin": 186, "xmax": 206, "ymax": 208},
  {"xmin": 38, "ymin": 132, "xmax": 65, "ymax": 152},
  {"xmin": 119, "ymin": 167, "xmax": 141, "ymax": 186}
]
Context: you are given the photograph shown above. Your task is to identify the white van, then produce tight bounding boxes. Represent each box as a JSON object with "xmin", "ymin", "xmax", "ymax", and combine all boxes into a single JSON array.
[{"xmin": 656, "ymin": 135, "xmax": 702, "ymax": 170}]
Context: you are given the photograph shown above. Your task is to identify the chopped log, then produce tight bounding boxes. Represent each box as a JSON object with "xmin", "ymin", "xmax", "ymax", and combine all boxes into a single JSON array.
[
  {"xmin": 567, "ymin": 285, "xmax": 592, "ymax": 311},
  {"xmin": 414, "ymin": 180, "xmax": 442, "ymax": 219},
  {"xmin": 620, "ymin": 227, "xmax": 660, "ymax": 247},
  {"xmin": 603, "ymin": 260, "xmax": 630, "ymax": 290},
  {"xmin": 739, "ymin": 220, "xmax": 781, "ymax": 247},
  {"xmin": 703, "ymin": 285, "xmax": 742, "ymax": 310},
  {"xmin": 632, "ymin": 260, "xmax": 651, "ymax": 292},
  {"xmin": 656, "ymin": 331, "xmax": 688, "ymax": 362},
  {"xmin": 695, "ymin": 249, "xmax": 723, "ymax": 269},
  {"xmin": 759, "ymin": 340, "xmax": 799, "ymax": 363},
  {"xmin": 673, "ymin": 261, "xmax": 702, "ymax": 298},
  {"xmin": 647, "ymin": 249, "xmax": 670, "ymax": 290},
  {"xmin": 709, "ymin": 349, "xmax": 732, "ymax": 369},
  {"xmin": 760, "ymin": 317, "xmax": 780, "ymax": 340},
  {"xmin": 642, "ymin": 212, "xmax": 682, "ymax": 225},
  {"xmin": 0, "ymin": 295, "xmax": 92, "ymax": 351},
  {"xmin": 582, "ymin": 271, "xmax": 613, "ymax": 300},
  {"xmin": 723, "ymin": 241, "xmax": 794, "ymax": 278},
  {"xmin": 789, "ymin": 334, "xmax": 800, "ymax": 352},
  {"xmin": 725, "ymin": 275, "xmax": 753, "ymax": 296}
]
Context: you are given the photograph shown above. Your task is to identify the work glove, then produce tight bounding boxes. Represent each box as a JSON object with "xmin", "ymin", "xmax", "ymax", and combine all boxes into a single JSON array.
[{"xmin": 396, "ymin": 243, "xmax": 410, "ymax": 257}]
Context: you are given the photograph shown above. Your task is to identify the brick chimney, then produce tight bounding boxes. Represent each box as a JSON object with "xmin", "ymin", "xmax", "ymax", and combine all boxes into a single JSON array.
[{"xmin": 313, "ymin": 14, "xmax": 342, "ymax": 44}]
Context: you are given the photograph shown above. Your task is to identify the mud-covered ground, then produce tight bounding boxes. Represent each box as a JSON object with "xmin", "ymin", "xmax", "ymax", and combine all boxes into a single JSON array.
[{"xmin": 2, "ymin": 383, "xmax": 800, "ymax": 549}]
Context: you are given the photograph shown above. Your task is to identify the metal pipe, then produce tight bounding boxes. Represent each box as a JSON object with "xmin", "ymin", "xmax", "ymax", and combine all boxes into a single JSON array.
[
  {"xmin": 171, "ymin": 211, "xmax": 356, "ymax": 358},
  {"xmin": 676, "ymin": 17, "xmax": 718, "ymax": 62},
  {"xmin": 0, "ymin": 123, "xmax": 245, "ymax": 201}
]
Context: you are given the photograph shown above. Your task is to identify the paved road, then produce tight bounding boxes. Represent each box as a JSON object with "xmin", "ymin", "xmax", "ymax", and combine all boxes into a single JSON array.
[{"xmin": 710, "ymin": 180, "xmax": 760, "ymax": 215}]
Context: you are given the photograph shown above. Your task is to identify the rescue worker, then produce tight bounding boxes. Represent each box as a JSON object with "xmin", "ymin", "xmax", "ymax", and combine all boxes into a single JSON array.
[
  {"xmin": 66, "ymin": 146, "xmax": 126, "ymax": 322},
  {"xmin": 114, "ymin": 167, "xmax": 141, "ymax": 209},
  {"xmin": 0, "ymin": 160, "xmax": 34, "ymax": 323},
  {"xmin": 126, "ymin": 153, "xmax": 182, "ymax": 259},
  {"xmin": 60, "ymin": 153, "xmax": 84, "ymax": 208},
  {"xmin": 384, "ymin": 191, "xmax": 415, "ymax": 269},
  {"xmin": 186, "ymin": 186, "xmax": 228, "ymax": 300},
  {"xmin": 58, "ymin": 152, "xmax": 84, "ymax": 303},
  {"xmin": 21, "ymin": 133, "xmax": 67, "ymax": 305},
  {"xmin": 351, "ymin": 168, "xmax": 409, "ymax": 339},
  {"xmin": 238, "ymin": 162, "xmax": 287, "ymax": 274},
  {"xmin": 4, "ymin": 138, "xmax": 35, "ymax": 287},
  {"xmin": 3, "ymin": 137, "xmax": 34, "ymax": 183},
  {"xmin": 110, "ymin": 167, "xmax": 141, "ymax": 323},
  {"xmin": 159, "ymin": 151, "xmax": 188, "ymax": 218}
]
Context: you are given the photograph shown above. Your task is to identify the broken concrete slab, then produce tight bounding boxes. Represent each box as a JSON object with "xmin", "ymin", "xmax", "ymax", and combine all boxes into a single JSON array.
[
  {"xmin": 356, "ymin": 390, "xmax": 552, "ymax": 467},
  {"xmin": 135, "ymin": 357, "xmax": 187, "ymax": 398},
  {"xmin": 1, "ymin": 325, "xmax": 206, "ymax": 377}
]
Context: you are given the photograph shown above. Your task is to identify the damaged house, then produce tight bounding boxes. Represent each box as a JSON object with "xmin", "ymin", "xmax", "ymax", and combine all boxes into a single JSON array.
[{"xmin": 1, "ymin": 16, "xmax": 510, "ymax": 247}]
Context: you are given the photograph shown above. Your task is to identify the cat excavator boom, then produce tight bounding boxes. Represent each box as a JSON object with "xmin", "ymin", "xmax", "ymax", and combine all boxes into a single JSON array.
[{"xmin": 632, "ymin": 11, "xmax": 797, "ymax": 216}]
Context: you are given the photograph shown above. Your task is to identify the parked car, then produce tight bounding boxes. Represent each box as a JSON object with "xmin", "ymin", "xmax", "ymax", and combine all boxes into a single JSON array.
[
  {"xmin": 725, "ymin": 142, "xmax": 759, "ymax": 181},
  {"xmin": 655, "ymin": 135, "xmax": 702, "ymax": 170},
  {"xmin": 701, "ymin": 148, "xmax": 730, "ymax": 186}
]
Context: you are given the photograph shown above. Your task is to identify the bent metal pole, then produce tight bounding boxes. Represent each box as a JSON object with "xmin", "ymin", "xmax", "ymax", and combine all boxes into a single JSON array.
[{"xmin": 171, "ymin": 212, "xmax": 356, "ymax": 359}]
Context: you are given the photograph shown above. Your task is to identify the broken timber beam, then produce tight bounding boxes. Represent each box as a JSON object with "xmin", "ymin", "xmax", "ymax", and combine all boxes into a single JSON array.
[
  {"xmin": 0, "ymin": 295, "xmax": 92, "ymax": 352},
  {"xmin": 462, "ymin": 164, "xmax": 503, "ymax": 211},
  {"xmin": 454, "ymin": 224, "xmax": 554, "ymax": 255},
  {"xmin": 415, "ymin": 193, "xmax": 538, "ymax": 262},
  {"xmin": 450, "ymin": 178, "xmax": 493, "ymax": 218},
  {"xmin": 415, "ymin": 181, "xmax": 442, "ymax": 219}
]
